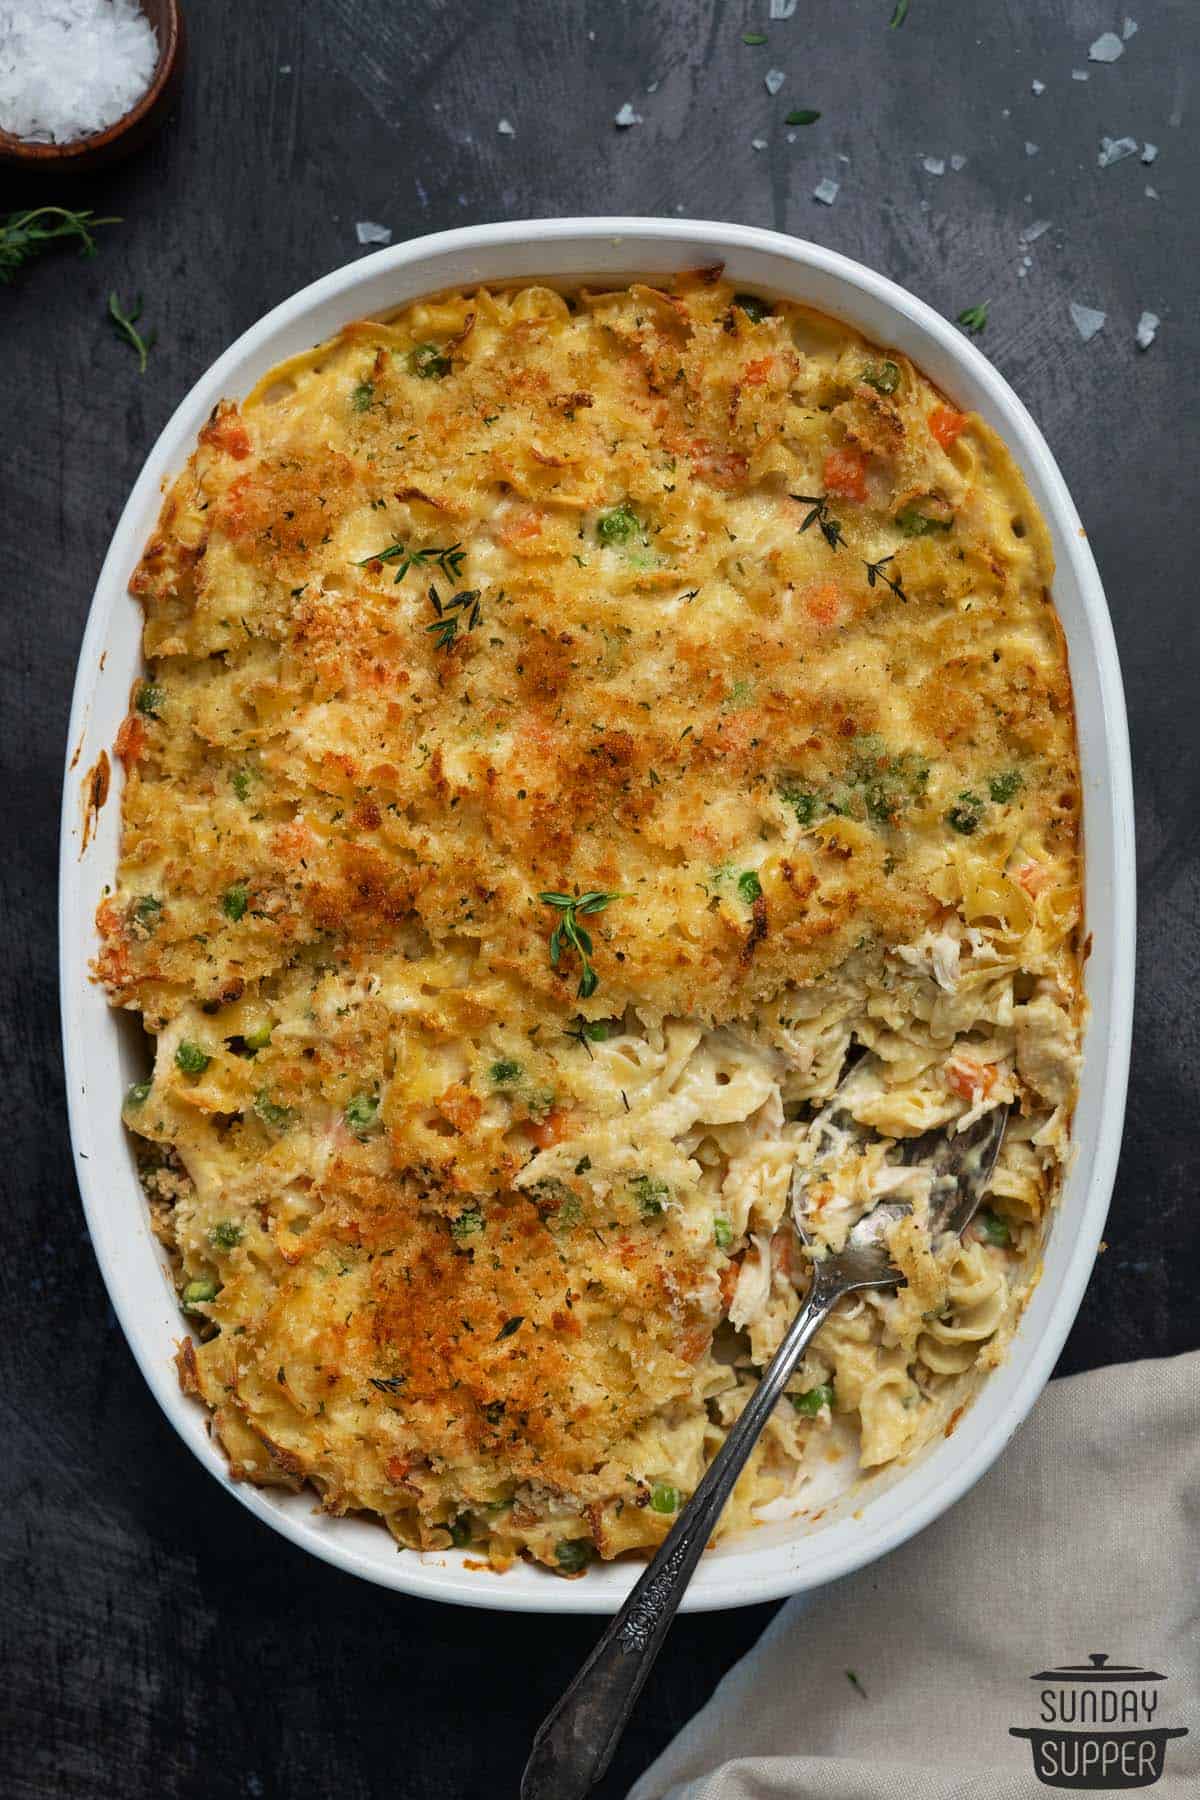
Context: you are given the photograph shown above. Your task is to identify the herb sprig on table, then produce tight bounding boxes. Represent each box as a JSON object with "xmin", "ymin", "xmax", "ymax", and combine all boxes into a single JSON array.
[
  {"xmin": 108, "ymin": 291, "xmax": 155, "ymax": 373},
  {"xmin": 0, "ymin": 207, "xmax": 119, "ymax": 283}
]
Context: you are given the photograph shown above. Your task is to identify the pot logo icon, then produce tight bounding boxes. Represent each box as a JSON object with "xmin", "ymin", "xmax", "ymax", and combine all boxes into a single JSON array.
[{"xmin": 1010, "ymin": 1652, "xmax": 1188, "ymax": 1789}]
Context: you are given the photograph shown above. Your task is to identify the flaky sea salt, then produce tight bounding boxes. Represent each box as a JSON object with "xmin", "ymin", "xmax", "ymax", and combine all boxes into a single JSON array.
[
  {"xmin": 812, "ymin": 177, "xmax": 839, "ymax": 205},
  {"xmin": 1135, "ymin": 309, "xmax": 1159, "ymax": 349},
  {"xmin": 497, "ymin": 117, "xmax": 515, "ymax": 136},
  {"xmin": 1144, "ymin": 183, "xmax": 1159, "ymax": 199},
  {"xmin": 0, "ymin": 0, "xmax": 157, "ymax": 143},
  {"xmin": 614, "ymin": 102, "xmax": 642, "ymax": 128},
  {"xmin": 769, "ymin": 0, "xmax": 798, "ymax": 17},
  {"xmin": 1025, "ymin": 141, "xmax": 1039, "ymax": 156},
  {"xmin": 1141, "ymin": 141, "xmax": 1158, "ymax": 162},
  {"xmin": 1019, "ymin": 218, "xmax": 1052, "ymax": 245},
  {"xmin": 950, "ymin": 153, "xmax": 967, "ymax": 171},
  {"xmin": 922, "ymin": 155, "xmax": 945, "ymax": 175},
  {"xmin": 764, "ymin": 68, "xmax": 785, "ymax": 96},
  {"xmin": 1069, "ymin": 302, "xmax": 1106, "ymax": 342},
  {"xmin": 1031, "ymin": 78, "xmax": 1046, "ymax": 95},
  {"xmin": 1098, "ymin": 134, "xmax": 1138, "ymax": 167},
  {"xmin": 751, "ymin": 137, "xmax": 768, "ymax": 151},
  {"xmin": 1089, "ymin": 32, "xmax": 1124, "ymax": 62},
  {"xmin": 1122, "ymin": 16, "xmax": 1138, "ymax": 38},
  {"xmin": 355, "ymin": 220, "xmax": 391, "ymax": 246},
  {"xmin": 1071, "ymin": 69, "xmax": 1089, "ymax": 81}
]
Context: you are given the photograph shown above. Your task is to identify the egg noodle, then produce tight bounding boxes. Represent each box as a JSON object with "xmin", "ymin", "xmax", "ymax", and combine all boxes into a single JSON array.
[{"xmin": 98, "ymin": 271, "xmax": 1082, "ymax": 1576}]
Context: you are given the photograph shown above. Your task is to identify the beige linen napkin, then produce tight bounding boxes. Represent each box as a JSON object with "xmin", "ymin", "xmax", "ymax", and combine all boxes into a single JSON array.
[{"xmin": 630, "ymin": 1352, "xmax": 1199, "ymax": 1800}]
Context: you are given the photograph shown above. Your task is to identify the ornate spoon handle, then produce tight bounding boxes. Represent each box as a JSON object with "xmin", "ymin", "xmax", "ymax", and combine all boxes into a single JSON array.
[{"xmin": 520, "ymin": 1266, "xmax": 841, "ymax": 1800}]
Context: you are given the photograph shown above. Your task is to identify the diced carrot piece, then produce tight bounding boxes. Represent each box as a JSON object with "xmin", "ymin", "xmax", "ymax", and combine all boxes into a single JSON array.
[
  {"xmin": 743, "ymin": 356, "xmax": 775, "ymax": 387},
  {"xmin": 1015, "ymin": 860, "xmax": 1051, "ymax": 897},
  {"xmin": 945, "ymin": 1055, "xmax": 998, "ymax": 1101},
  {"xmin": 802, "ymin": 580, "xmax": 843, "ymax": 626},
  {"xmin": 527, "ymin": 1107, "xmax": 573, "ymax": 1149},
  {"xmin": 822, "ymin": 446, "xmax": 869, "ymax": 502},
  {"xmin": 497, "ymin": 508, "xmax": 544, "ymax": 545},
  {"xmin": 930, "ymin": 406, "xmax": 967, "ymax": 450}
]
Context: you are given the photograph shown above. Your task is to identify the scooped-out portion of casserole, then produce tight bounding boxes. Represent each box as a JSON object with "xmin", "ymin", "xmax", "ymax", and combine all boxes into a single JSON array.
[{"xmin": 98, "ymin": 271, "xmax": 1082, "ymax": 1576}]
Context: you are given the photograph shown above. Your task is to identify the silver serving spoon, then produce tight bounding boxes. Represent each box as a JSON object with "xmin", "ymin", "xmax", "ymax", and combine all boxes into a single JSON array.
[{"xmin": 521, "ymin": 1100, "xmax": 1009, "ymax": 1800}]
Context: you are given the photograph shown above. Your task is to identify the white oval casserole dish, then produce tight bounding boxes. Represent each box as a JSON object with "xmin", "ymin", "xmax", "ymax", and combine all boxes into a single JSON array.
[{"xmin": 59, "ymin": 218, "xmax": 1134, "ymax": 1615}]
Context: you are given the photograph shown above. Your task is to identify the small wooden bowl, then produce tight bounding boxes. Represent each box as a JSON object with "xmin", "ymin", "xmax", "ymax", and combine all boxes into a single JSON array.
[{"xmin": 0, "ymin": 0, "xmax": 185, "ymax": 173}]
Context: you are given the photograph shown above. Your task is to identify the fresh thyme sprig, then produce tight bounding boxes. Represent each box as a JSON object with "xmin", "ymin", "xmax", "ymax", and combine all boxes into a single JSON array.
[
  {"xmin": 791, "ymin": 492, "xmax": 845, "ymax": 552},
  {"xmin": 540, "ymin": 891, "xmax": 624, "ymax": 1000},
  {"xmin": 863, "ymin": 553, "xmax": 908, "ymax": 602},
  {"xmin": 108, "ymin": 291, "xmax": 155, "ymax": 374},
  {"xmin": 356, "ymin": 540, "xmax": 466, "ymax": 583},
  {"xmin": 426, "ymin": 584, "xmax": 482, "ymax": 650},
  {"xmin": 956, "ymin": 300, "xmax": 990, "ymax": 336},
  {"xmin": 0, "ymin": 207, "xmax": 119, "ymax": 283}
]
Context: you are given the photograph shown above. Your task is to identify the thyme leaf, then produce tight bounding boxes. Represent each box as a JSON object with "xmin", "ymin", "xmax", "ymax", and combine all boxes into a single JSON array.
[
  {"xmin": 956, "ymin": 300, "xmax": 990, "ymax": 336},
  {"xmin": 863, "ymin": 552, "xmax": 907, "ymax": 602},
  {"xmin": 539, "ymin": 890, "xmax": 624, "ymax": 999},
  {"xmin": 790, "ymin": 492, "xmax": 845, "ymax": 552},
  {"xmin": 355, "ymin": 540, "xmax": 466, "ymax": 583},
  {"xmin": 425, "ymin": 585, "xmax": 482, "ymax": 650}
]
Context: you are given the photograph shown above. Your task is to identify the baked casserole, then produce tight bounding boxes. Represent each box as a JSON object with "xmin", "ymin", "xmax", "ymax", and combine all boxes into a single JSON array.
[{"xmin": 98, "ymin": 271, "xmax": 1083, "ymax": 1576}]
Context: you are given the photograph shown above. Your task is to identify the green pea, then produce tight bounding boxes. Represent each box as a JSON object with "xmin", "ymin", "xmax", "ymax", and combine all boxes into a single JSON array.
[
  {"xmin": 243, "ymin": 1020, "xmax": 273, "ymax": 1052},
  {"xmin": 124, "ymin": 1079, "xmax": 152, "ymax": 1109},
  {"xmin": 713, "ymin": 1217, "xmax": 733, "ymax": 1250},
  {"xmin": 408, "ymin": 342, "xmax": 451, "ymax": 379},
  {"xmin": 450, "ymin": 1207, "xmax": 484, "ymax": 1241},
  {"xmin": 489, "ymin": 1059, "xmax": 522, "ymax": 1085},
  {"xmin": 352, "ymin": 381, "xmax": 375, "ymax": 411},
  {"xmin": 977, "ymin": 1209, "xmax": 1011, "ymax": 1247},
  {"xmin": 861, "ymin": 360, "xmax": 900, "ymax": 395},
  {"xmin": 209, "ymin": 1220, "xmax": 243, "ymax": 1250},
  {"xmin": 988, "ymin": 769, "xmax": 1022, "ymax": 804},
  {"xmin": 791, "ymin": 1382, "xmax": 835, "ymax": 1416},
  {"xmin": 737, "ymin": 870, "xmax": 763, "ymax": 904},
  {"xmin": 732, "ymin": 293, "xmax": 770, "ymax": 323},
  {"xmin": 182, "ymin": 1278, "xmax": 218, "ymax": 1310},
  {"xmin": 175, "ymin": 1040, "xmax": 211, "ymax": 1076},
  {"xmin": 554, "ymin": 1539, "xmax": 592, "ymax": 1574},
  {"xmin": 221, "ymin": 883, "xmax": 248, "ymax": 921},
  {"xmin": 344, "ymin": 1092, "xmax": 380, "ymax": 1135},
  {"xmin": 596, "ymin": 502, "xmax": 640, "ymax": 546},
  {"xmin": 135, "ymin": 682, "xmax": 164, "ymax": 716},
  {"xmin": 650, "ymin": 1482, "xmax": 679, "ymax": 1514},
  {"xmin": 946, "ymin": 793, "xmax": 983, "ymax": 835},
  {"xmin": 253, "ymin": 1090, "xmax": 293, "ymax": 1131},
  {"xmin": 448, "ymin": 1515, "xmax": 472, "ymax": 1547}
]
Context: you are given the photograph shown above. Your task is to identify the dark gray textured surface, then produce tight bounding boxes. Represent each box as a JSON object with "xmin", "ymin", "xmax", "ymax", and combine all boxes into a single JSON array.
[{"xmin": 2, "ymin": 2, "xmax": 1197, "ymax": 1795}]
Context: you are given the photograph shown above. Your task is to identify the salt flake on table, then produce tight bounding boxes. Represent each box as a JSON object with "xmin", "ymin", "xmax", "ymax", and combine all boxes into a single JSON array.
[
  {"xmin": 950, "ymin": 153, "xmax": 966, "ymax": 171},
  {"xmin": 614, "ymin": 102, "xmax": 643, "ymax": 128},
  {"xmin": 355, "ymin": 220, "xmax": 392, "ymax": 246},
  {"xmin": 751, "ymin": 137, "xmax": 768, "ymax": 151},
  {"xmin": 922, "ymin": 156, "xmax": 945, "ymax": 175},
  {"xmin": 1020, "ymin": 218, "xmax": 1052, "ymax": 245},
  {"xmin": 1098, "ymin": 135, "xmax": 1138, "ymax": 167},
  {"xmin": 764, "ymin": 69, "xmax": 785, "ymax": 96},
  {"xmin": 1025, "ymin": 142, "xmax": 1039, "ymax": 156},
  {"xmin": 1089, "ymin": 32, "xmax": 1125, "ymax": 62},
  {"xmin": 1072, "ymin": 69, "xmax": 1089, "ymax": 81},
  {"xmin": 1144, "ymin": 183, "xmax": 1159, "ymax": 198},
  {"xmin": 497, "ymin": 117, "xmax": 515, "ymax": 136},
  {"xmin": 1135, "ymin": 310, "xmax": 1159, "ymax": 349},
  {"xmin": 1031, "ymin": 79, "xmax": 1046, "ymax": 95},
  {"xmin": 769, "ymin": 0, "xmax": 798, "ymax": 17},
  {"xmin": 1141, "ymin": 142, "xmax": 1158, "ymax": 162},
  {"xmin": 1069, "ymin": 302, "xmax": 1106, "ymax": 342},
  {"xmin": 813, "ymin": 178, "xmax": 839, "ymax": 206},
  {"xmin": 1122, "ymin": 16, "xmax": 1139, "ymax": 38}
]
